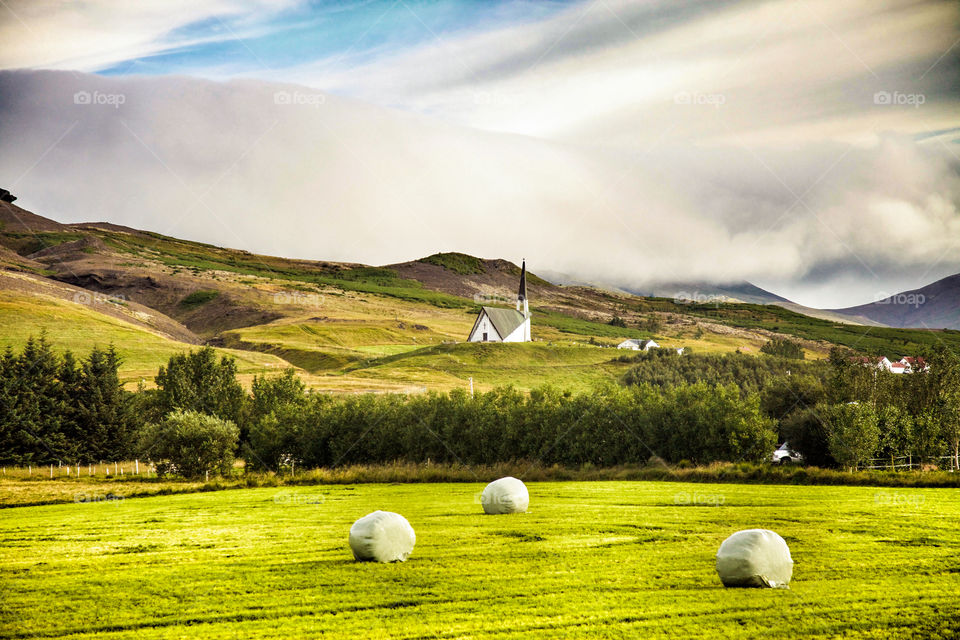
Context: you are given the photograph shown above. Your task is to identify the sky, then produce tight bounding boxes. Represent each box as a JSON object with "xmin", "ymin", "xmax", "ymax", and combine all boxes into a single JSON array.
[{"xmin": 0, "ymin": 0, "xmax": 959, "ymax": 307}]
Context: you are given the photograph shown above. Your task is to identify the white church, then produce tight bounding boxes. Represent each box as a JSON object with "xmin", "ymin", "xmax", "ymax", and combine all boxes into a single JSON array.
[{"xmin": 467, "ymin": 260, "xmax": 531, "ymax": 343}]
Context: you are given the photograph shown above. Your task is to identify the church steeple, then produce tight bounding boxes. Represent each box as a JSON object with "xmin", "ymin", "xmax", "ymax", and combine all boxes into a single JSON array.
[
  {"xmin": 516, "ymin": 259, "xmax": 529, "ymax": 321},
  {"xmin": 517, "ymin": 259, "xmax": 527, "ymax": 303}
]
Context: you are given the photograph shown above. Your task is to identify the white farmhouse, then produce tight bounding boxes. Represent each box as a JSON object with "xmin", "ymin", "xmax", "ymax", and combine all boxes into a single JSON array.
[
  {"xmin": 467, "ymin": 260, "xmax": 531, "ymax": 343},
  {"xmin": 617, "ymin": 338, "xmax": 659, "ymax": 351}
]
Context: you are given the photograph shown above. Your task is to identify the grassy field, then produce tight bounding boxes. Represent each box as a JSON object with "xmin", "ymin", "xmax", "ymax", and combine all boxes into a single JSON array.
[{"xmin": 2, "ymin": 481, "xmax": 958, "ymax": 639}]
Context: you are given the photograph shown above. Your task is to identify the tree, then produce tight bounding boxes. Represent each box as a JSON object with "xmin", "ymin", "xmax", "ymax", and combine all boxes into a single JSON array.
[
  {"xmin": 760, "ymin": 338, "xmax": 804, "ymax": 360},
  {"xmin": 823, "ymin": 402, "xmax": 879, "ymax": 471},
  {"xmin": 782, "ymin": 407, "xmax": 835, "ymax": 468},
  {"xmin": 154, "ymin": 347, "xmax": 245, "ymax": 426},
  {"xmin": 10, "ymin": 334, "xmax": 69, "ymax": 464},
  {"xmin": 137, "ymin": 410, "xmax": 239, "ymax": 478},
  {"xmin": 75, "ymin": 346, "xmax": 136, "ymax": 461},
  {"xmin": 875, "ymin": 405, "xmax": 913, "ymax": 470},
  {"xmin": 250, "ymin": 369, "xmax": 305, "ymax": 423}
]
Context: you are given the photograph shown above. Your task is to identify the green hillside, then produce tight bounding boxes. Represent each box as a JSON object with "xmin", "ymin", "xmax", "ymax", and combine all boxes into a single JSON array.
[
  {"xmin": 0, "ymin": 290, "xmax": 291, "ymax": 387},
  {"xmin": 4, "ymin": 204, "xmax": 960, "ymax": 393}
]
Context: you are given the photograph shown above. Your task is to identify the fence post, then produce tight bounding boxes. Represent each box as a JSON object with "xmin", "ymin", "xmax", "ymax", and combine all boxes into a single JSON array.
[
  {"xmin": 49, "ymin": 465, "xmax": 53, "ymax": 478},
  {"xmin": 135, "ymin": 459, "xmax": 139, "ymax": 475}
]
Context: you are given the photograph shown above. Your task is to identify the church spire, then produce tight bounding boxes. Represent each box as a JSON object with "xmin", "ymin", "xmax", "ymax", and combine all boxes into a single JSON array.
[
  {"xmin": 518, "ymin": 259, "xmax": 527, "ymax": 302},
  {"xmin": 516, "ymin": 259, "xmax": 528, "ymax": 320}
]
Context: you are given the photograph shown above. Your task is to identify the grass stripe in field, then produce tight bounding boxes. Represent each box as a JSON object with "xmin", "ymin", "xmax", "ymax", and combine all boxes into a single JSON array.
[{"xmin": 1, "ymin": 482, "xmax": 958, "ymax": 639}]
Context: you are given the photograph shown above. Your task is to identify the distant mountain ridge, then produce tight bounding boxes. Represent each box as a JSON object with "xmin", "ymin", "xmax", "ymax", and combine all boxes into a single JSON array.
[
  {"xmin": 830, "ymin": 274, "xmax": 960, "ymax": 330},
  {"xmin": 623, "ymin": 280, "xmax": 791, "ymax": 305}
]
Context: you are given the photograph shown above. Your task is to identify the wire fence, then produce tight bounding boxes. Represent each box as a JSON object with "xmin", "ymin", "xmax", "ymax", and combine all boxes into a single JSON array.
[
  {"xmin": 0, "ymin": 460, "xmax": 156, "ymax": 479},
  {"xmin": 862, "ymin": 456, "xmax": 958, "ymax": 471}
]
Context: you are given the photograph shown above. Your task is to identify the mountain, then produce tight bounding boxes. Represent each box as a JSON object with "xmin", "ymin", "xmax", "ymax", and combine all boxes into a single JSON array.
[
  {"xmin": 6, "ymin": 198, "xmax": 960, "ymax": 392},
  {"xmin": 830, "ymin": 274, "xmax": 960, "ymax": 330},
  {"xmin": 623, "ymin": 280, "xmax": 790, "ymax": 305}
]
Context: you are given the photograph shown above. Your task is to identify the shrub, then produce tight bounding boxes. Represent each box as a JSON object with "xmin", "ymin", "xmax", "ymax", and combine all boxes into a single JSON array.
[
  {"xmin": 138, "ymin": 410, "xmax": 239, "ymax": 478},
  {"xmin": 760, "ymin": 338, "xmax": 804, "ymax": 360}
]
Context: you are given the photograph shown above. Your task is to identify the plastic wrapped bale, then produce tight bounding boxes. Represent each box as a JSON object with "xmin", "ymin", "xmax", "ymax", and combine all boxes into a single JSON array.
[
  {"xmin": 349, "ymin": 511, "xmax": 416, "ymax": 563},
  {"xmin": 716, "ymin": 529, "xmax": 793, "ymax": 588},
  {"xmin": 481, "ymin": 476, "xmax": 529, "ymax": 514}
]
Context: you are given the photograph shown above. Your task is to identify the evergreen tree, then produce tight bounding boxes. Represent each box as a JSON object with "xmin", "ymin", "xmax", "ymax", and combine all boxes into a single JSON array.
[
  {"xmin": 76, "ymin": 346, "xmax": 134, "ymax": 461},
  {"xmin": 12, "ymin": 334, "xmax": 69, "ymax": 464}
]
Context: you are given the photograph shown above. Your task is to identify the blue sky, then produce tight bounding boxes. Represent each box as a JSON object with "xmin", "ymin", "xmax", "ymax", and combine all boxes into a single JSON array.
[{"xmin": 97, "ymin": 1, "xmax": 576, "ymax": 79}]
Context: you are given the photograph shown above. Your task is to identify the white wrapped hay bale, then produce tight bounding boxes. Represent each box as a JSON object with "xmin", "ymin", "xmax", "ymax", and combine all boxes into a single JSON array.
[
  {"xmin": 716, "ymin": 529, "xmax": 793, "ymax": 588},
  {"xmin": 348, "ymin": 511, "xmax": 416, "ymax": 563},
  {"xmin": 481, "ymin": 476, "xmax": 529, "ymax": 514}
]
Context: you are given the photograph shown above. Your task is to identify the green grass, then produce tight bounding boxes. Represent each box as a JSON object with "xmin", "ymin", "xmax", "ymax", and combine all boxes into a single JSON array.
[
  {"xmin": 1, "ymin": 481, "xmax": 958, "ymax": 639},
  {"xmin": 0, "ymin": 290, "xmax": 291, "ymax": 385},
  {"xmin": 535, "ymin": 309, "xmax": 655, "ymax": 339},
  {"xmin": 94, "ymin": 229, "xmax": 473, "ymax": 309},
  {"xmin": 418, "ymin": 252, "xmax": 487, "ymax": 275},
  {"xmin": 687, "ymin": 303, "xmax": 960, "ymax": 356},
  {"xmin": 342, "ymin": 341, "xmax": 632, "ymax": 391},
  {"xmin": 179, "ymin": 289, "xmax": 220, "ymax": 307},
  {"xmin": 0, "ymin": 231, "xmax": 87, "ymax": 256}
]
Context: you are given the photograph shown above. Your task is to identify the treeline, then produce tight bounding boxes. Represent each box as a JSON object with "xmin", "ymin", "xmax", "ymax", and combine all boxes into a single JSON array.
[
  {"xmin": 620, "ymin": 349, "xmax": 824, "ymax": 395},
  {"xmin": 621, "ymin": 346, "xmax": 960, "ymax": 470},
  {"xmin": 244, "ymin": 379, "xmax": 775, "ymax": 470},
  {"xmin": 0, "ymin": 335, "xmax": 137, "ymax": 465},
  {"xmin": 784, "ymin": 348, "xmax": 960, "ymax": 470},
  {"xmin": 5, "ymin": 334, "xmax": 958, "ymax": 475}
]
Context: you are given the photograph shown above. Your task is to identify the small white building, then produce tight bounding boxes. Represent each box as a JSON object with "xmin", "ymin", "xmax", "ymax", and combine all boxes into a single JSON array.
[
  {"xmin": 617, "ymin": 338, "xmax": 659, "ymax": 351},
  {"xmin": 853, "ymin": 356, "xmax": 892, "ymax": 371},
  {"xmin": 467, "ymin": 260, "xmax": 531, "ymax": 343}
]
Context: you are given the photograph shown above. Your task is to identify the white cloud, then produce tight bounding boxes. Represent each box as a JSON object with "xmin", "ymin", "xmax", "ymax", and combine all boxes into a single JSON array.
[
  {"xmin": 1, "ymin": 70, "xmax": 958, "ymax": 309},
  {"xmin": 0, "ymin": 0, "xmax": 300, "ymax": 71},
  {"xmin": 293, "ymin": 0, "xmax": 960, "ymax": 149}
]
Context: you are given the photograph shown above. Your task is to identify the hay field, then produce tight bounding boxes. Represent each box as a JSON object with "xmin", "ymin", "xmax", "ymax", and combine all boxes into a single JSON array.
[{"xmin": 2, "ymin": 482, "xmax": 959, "ymax": 639}]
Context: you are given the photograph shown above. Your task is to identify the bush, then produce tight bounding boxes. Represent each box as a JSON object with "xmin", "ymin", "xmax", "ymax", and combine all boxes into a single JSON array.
[
  {"xmin": 138, "ymin": 410, "xmax": 239, "ymax": 478},
  {"xmin": 760, "ymin": 338, "xmax": 805, "ymax": 360}
]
